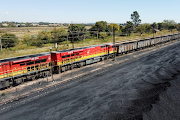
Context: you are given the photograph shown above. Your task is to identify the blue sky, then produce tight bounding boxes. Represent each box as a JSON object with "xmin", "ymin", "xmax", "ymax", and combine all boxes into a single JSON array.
[{"xmin": 1, "ymin": 0, "xmax": 180, "ymax": 23}]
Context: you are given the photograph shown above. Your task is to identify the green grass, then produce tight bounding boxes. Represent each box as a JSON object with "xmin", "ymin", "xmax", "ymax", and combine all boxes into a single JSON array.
[
  {"xmin": 1, "ymin": 92, "xmax": 6, "ymax": 96},
  {"xmin": 0, "ymin": 29, "xmax": 179, "ymax": 59}
]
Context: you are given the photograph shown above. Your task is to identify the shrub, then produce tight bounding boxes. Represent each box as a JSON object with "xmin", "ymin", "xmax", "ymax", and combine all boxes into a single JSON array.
[
  {"xmin": 29, "ymin": 39, "xmax": 43, "ymax": 47},
  {"xmin": 2, "ymin": 92, "xmax": 6, "ymax": 96},
  {"xmin": 23, "ymin": 34, "xmax": 43, "ymax": 47},
  {"xmin": 1, "ymin": 33, "xmax": 18, "ymax": 48},
  {"xmin": 0, "ymin": 30, "xmax": 4, "ymax": 33}
]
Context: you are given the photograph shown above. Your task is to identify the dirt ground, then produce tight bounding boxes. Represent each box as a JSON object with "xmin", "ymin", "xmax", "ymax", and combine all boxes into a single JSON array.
[{"xmin": 0, "ymin": 40, "xmax": 180, "ymax": 119}]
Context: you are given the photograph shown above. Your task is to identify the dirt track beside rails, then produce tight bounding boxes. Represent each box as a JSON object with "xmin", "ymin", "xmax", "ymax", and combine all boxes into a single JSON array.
[{"xmin": 1, "ymin": 40, "xmax": 180, "ymax": 119}]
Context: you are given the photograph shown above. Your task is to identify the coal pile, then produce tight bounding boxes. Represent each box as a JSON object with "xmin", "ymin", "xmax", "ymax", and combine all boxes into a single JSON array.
[{"xmin": 1, "ymin": 41, "xmax": 180, "ymax": 120}]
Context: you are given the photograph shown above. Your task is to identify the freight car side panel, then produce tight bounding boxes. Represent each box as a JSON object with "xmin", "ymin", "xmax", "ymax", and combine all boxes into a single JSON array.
[
  {"xmin": 168, "ymin": 35, "xmax": 173, "ymax": 40},
  {"xmin": 153, "ymin": 37, "xmax": 158, "ymax": 44},
  {"xmin": 162, "ymin": 36, "xmax": 167, "ymax": 42},
  {"xmin": 122, "ymin": 43, "xmax": 127, "ymax": 53},
  {"xmin": 144, "ymin": 39, "xmax": 151, "ymax": 46},
  {"xmin": 117, "ymin": 44, "xmax": 123, "ymax": 53},
  {"xmin": 128, "ymin": 42, "xmax": 134, "ymax": 51},
  {"xmin": 175, "ymin": 34, "xmax": 179, "ymax": 39},
  {"xmin": 138, "ymin": 40, "xmax": 144, "ymax": 48},
  {"xmin": 150, "ymin": 38, "xmax": 155, "ymax": 45},
  {"xmin": 132, "ymin": 42, "xmax": 138, "ymax": 49}
]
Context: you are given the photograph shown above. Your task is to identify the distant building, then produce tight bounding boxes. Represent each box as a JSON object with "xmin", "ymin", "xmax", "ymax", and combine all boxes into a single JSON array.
[
  {"xmin": 2, "ymin": 23, "xmax": 8, "ymax": 26},
  {"xmin": 16, "ymin": 24, "xmax": 20, "ymax": 27},
  {"xmin": 119, "ymin": 23, "xmax": 126, "ymax": 26},
  {"xmin": 31, "ymin": 24, "xmax": 39, "ymax": 26},
  {"xmin": 39, "ymin": 25, "xmax": 49, "ymax": 27},
  {"xmin": 49, "ymin": 24, "xmax": 60, "ymax": 27},
  {"xmin": 21, "ymin": 24, "xmax": 26, "ymax": 26}
]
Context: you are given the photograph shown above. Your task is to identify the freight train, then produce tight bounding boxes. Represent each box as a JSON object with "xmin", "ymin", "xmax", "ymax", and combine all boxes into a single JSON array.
[{"xmin": 0, "ymin": 33, "xmax": 179, "ymax": 89}]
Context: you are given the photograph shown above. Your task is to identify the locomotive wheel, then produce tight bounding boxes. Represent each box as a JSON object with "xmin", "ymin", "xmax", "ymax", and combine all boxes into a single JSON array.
[
  {"xmin": 65, "ymin": 66, "xmax": 68, "ymax": 71},
  {"xmin": 78, "ymin": 63, "xmax": 81, "ymax": 68},
  {"xmin": 70, "ymin": 64, "xmax": 74, "ymax": 70},
  {"xmin": 47, "ymin": 71, "xmax": 51, "ymax": 76},
  {"xmin": 21, "ymin": 77, "xmax": 24, "ymax": 83},
  {"xmin": 31, "ymin": 75, "xmax": 36, "ymax": 80}
]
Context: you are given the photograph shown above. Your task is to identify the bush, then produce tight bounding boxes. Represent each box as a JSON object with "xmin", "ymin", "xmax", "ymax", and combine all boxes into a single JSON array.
[
  {"xmin": 30, "ymin": 39, "xmax": 43, "ymax": 47},
  {"xmin": 2, "ymin": 92, "xmax": 6, "ymax": 96},
  {"xmin": 23, "ymin": 34, "xmax": 43, "ymax": 47},
  {"xmin": 1, "ymin": 33, "xmax": 18, "ymax": 48},
  {"xmin": 0, "ymin": 30, "xmax": 4, "ymax": 33}
]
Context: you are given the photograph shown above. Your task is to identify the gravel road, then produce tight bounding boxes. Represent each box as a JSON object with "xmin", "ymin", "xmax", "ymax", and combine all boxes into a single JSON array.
[{"xmin": 1, "ymin": 40, "xmax": 180, "ymax": 120}]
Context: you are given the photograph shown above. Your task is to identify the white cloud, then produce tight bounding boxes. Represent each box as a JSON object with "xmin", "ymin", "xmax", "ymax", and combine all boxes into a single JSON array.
[{"xmin": 2, "ymin": 12, "xmax": 9, "ymax": 14}]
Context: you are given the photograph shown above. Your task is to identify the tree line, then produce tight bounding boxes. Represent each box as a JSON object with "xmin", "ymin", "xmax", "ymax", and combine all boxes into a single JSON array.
[{"xmin": 1, "ymin": 11, "xmax": 180, "ymax": 49}]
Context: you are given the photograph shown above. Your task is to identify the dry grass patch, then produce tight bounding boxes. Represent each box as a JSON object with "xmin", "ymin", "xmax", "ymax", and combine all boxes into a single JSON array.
[{"xmin": 0, "ymin": 27, "xmax": 68, "ymax": 40}]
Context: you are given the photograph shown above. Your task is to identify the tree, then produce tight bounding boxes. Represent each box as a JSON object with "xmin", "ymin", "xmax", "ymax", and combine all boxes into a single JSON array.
[
  {"xmin": 144, "ymin": 23, "xmax": 152, "ymax": 33},
  {"xmin": 22, "ymin": 34, "xmax": 43, "ymax": 47},
  {"xmin": 51, "ymin": 28, "xmax": 68, "ymax": 43},
  {"xmin": 168, "ymin": 25, "xmax": 176, "ymax": 33},
  {"xmin": 108, "ymin": 23, "xmax": 119, "ymax": 31},
  {"xmin": 136, "ymin": 24, "xmax": 145, "ymax": 36},
  {"xmin": 157, "ymin": 23, "xmax": 163, "ymax": 31},
  {"xmin": 38, "ymin": 31, "xmax": 50, "ymax": 44},
  {"xmin": 131, "ymin": 11, "xmax": 141, "ymax": 29},
  {"xmin": 89, "ymin": 21, "xmax": 108, "ymax": 39},
  {"xmin": 151, "ymin": 22, "xmax": 158, "ymax": 38},
  {"xmin": 176, "ymin": 24, "xmax": 180, "ymax": 32},
  {"xmin": 92, "ymin": 21, "xmax": 107, "ymax": 30},
  {"xmin": 30, "ymin": 38, "xmax": 43, "ymax": 47},
  {"xmin": 100, "ymin": 32, "xmax": 107, "ymax": 40},
  {"xmin": 1, "ymin": 33, "xmax": 18, "ymax": 48},
  {"xmin": 106, "ymin": 23, "xmax": 119, "ymax": 36},
  {"xmin": 162, "ymin": 20, "xmax": 176, "ymax": 31},
  {"xmin": 68, "ymin": 24, "xmax": 86, "ymax": 42},
  {"xmin": 22, "ymin": 34, "xmax": 31, "ymax": 45},
  {"xmin": 125, "ymin": 21, "xmax": 134, "ymax": 36}
]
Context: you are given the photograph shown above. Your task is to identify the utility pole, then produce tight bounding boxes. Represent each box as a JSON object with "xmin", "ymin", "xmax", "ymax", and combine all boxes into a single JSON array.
[
  {"xmin": 0, "ymin": 37, "xmax": 2, "ymax": 54},
  {"xmin": 50, "ymin": 47, "xmax": 54, "ymax": 82},
  {"xmin": 83, "ymin": 28, "xmax": 85, "ymax": 41},
  {"xmin": 113, "ymin": 26, "xmax": 115, "ymax": 61},
  {"xmin": 97, "ymin": 31, "xmax": 98, "ymax": 40},
  {"xmin": 71, "ymin": 24, "xmax": 74, "ymax": 49},
  {"xmin": 153, "ymin": 29, "xmax": 154, "ymax": 38},
  {"xmin": 54, "ymin": 27, "xmax": 57, "ymax": 48}
]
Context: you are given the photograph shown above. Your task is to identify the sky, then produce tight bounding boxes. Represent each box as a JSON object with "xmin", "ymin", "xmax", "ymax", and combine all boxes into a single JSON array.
[{"xmin": 1, "ymin": 0, "xmax": 180, "ymax": 24}]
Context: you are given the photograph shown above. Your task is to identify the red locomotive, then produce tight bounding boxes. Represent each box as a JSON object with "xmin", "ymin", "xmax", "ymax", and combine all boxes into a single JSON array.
[
  {"xmin": 51, "ymin": 43, "xmax": 116, "ymax": 73},
  {"xmin": 0, "ymin": 53, "xmax": 51, "ymax": 89},
  {"xmin": 0, "ymin": 43, "xmax": 116, "ymax": 89}
]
